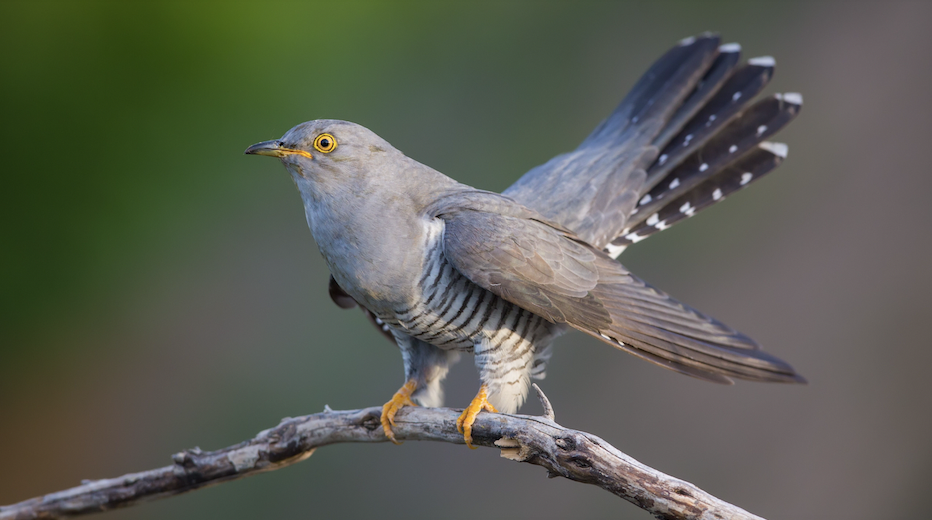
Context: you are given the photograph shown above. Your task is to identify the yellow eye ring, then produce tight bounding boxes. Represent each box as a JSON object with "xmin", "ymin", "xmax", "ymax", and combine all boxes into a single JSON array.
[{"xmin": 313, "ymin": 133, "xmax": 337, "ymax": 153}]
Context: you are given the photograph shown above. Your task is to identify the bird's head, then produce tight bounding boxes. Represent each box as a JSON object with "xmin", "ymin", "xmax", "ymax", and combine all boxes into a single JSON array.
[{"xmin": 245, "ymin": 119, "xmax": 402, "ymax": 191}]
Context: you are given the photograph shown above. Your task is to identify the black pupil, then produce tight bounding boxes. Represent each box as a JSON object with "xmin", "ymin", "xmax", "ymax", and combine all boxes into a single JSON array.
[{"xmin": 320, "ymin": 138, "xmax": 330, "ymax": 148}]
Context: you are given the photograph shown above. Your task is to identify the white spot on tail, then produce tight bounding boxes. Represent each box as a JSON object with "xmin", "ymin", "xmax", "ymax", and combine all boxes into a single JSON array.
[
  {"xmin": 712, "ymin": 188, "xmax": 723, "ymax": 200},
  {"xmin": 719, "ymin": 42, "xmax": 741, "ymax": 53},
  {"xmin": 658, "ymin": 154, "xmax": 668, "ymax": 165},
  {"xmin": 646, "ymin": 213, "xmax": 660, "ymax": 226},
  {"xmin": 605, "ymin": 242, "xmax": 626, "ymax": 259},
  {"xmin": 759, "ymin": 141, "xmax": 788, "ymax": 158},
  {"xmin": 639, "ymin": 193, "xmax": 652, "ymax": 205},
  {"xmin": 749, "ymin": 56, "xmax": 775, "ymax": 67},
  {"xmin": 732, "ymin": 91, "xmax": 742, "ymax": 102},
  {"xmin": 625, "ymin": 232, "xmax": 647, "ymax": 244},
  {"xmin": 679, "ymin": 36, "xmax": 697, "ymax": 46},
  {"xmin": 656, "ymin": 220, "xmax": 670, "ymax": 231},
  {"xmin": 632, "ymin": 116, "xmax": 639, "ymax": 123},
  {"xmin": 669, "ymin": 178, "xmax": 681, "ymax": 189},
  {"xmin": 699, "ymin": 163, "xmax": 709, "ymax": 172},
  {"xmin": 782, "ymin": 92, "xmax": 803, "ymax": 105},
  {"xmin": 600, "ymin": 333, "xmax": 612, "ymax": 342},
  {"xmin": 728, "ymin": 144, "xmax": 738, "ymax": 153},
  {"xmin": 740, "ymin": 173, "xmax": 753, "ymax": 185},
  {"xmin": 683, "ymin": 134, "xmax": 693, "ymax": 146},
  {"xmin": 757, "ymin": 125, "xmax": 768, "ymax": 136},
  {"xmin": 679, "ymin": 201, "xmax": 694, "ymax": 216}
]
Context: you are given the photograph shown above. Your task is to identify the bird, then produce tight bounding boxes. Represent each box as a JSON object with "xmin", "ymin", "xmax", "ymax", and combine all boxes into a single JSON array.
[{"xmin": 245, "ymin": 34, "xmax": 805, "ymax": 448}]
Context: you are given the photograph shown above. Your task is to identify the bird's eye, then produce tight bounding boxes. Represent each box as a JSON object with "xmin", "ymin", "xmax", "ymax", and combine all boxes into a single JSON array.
[{"xmin": 313, "ymin": 133, "xmax": 337, "ymax": 153}]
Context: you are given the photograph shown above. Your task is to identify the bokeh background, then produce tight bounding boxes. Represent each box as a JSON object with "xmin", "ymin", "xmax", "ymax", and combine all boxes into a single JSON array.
[{"xmin": 2, "ymin": 1, "xmax": 931, "ymax": 518}]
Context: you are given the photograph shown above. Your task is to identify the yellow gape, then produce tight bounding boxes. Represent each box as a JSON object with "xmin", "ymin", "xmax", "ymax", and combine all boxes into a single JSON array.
[{"xmin": 313, "ymin": 133, "xmax": 337, "ymax": 153}]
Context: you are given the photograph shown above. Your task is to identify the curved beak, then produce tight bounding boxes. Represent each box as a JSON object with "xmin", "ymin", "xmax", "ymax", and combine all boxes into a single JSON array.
[{"xmin": 245, "ymin": 140, "xmax": 315, "ymax": 159}]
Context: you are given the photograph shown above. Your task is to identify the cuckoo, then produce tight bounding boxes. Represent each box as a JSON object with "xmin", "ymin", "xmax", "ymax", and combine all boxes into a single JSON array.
[{"xmin": 246, "ymin": 34, "xmax": 805, "ymax": 448}]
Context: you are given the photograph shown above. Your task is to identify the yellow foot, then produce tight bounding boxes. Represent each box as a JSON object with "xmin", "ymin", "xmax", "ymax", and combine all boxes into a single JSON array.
[
  {"xmin": 456, "ymin": 385, "xmax": 498, "ymax": 449},
  {"xmin": 381, "ymin": 379, "xmax": 418, "ymax": 444}
]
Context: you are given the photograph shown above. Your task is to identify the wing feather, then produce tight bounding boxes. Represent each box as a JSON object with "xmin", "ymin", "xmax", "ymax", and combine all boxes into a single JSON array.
[{"xmin": 432, "ymin": 192, "xmax": 805, "ymax": 384}]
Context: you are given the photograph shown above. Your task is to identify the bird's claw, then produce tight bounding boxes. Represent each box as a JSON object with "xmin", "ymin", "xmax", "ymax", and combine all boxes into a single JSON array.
[
  {"xmin": 456, "ymin": 385, "xmax": 498, "ymax": 449},
  {"xmin": 381, "ymin": 379, "xmax": 418, "ymax": 444}
]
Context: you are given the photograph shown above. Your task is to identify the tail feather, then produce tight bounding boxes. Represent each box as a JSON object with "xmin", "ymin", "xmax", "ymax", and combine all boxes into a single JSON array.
[
  {"xmin": 505, "ymin": 34, "xmax": 724, "ymax": 247},
  {"xmin": 611, "ymin": 141, "xmax": 790, "ymax": 248},
  {"xmin": 583, "ymin": 34, "xmax": 722, "ymax": 148},
  {"xmin": 604, "ymin": 92, "xmax": 801, "ymax": 254},
  {"xmin": 638, "ymin": 92, "xmax": 801, "ymax": 221},
  {"xmin": 643, "ymin": 59, "xmax": 776, "ymax": 193},
  {"xmin": 650, "ymin": 43, "xmax": 743, "ymax": 157}
]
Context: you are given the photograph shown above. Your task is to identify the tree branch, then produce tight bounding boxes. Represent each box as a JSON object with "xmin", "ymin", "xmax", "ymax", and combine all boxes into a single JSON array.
[{"xmin": 1, "ymin": 387, "xmax": 764, "ymax": 520}]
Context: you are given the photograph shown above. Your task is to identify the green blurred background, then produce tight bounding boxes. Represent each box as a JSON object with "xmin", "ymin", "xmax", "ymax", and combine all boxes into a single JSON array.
[{"xmin": 2, "ymin": 1, "xmax": 930, "ymax": 518}]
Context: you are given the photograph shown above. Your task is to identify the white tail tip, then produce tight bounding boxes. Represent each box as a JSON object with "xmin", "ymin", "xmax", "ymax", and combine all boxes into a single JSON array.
[
  {"xmin": 678, "ymin": 36, "xmax": 697, "ymax": 46},
  {"xmin": 748, "ymin": 56, "xmax": 776, "ymax": 67},
  {"xmin": 781, "ymin": 92, "xmax": 803, "ymax": 105},
  {"xmin": 759, "ymin": 141, "xmax": 789, "ymax": 158}
]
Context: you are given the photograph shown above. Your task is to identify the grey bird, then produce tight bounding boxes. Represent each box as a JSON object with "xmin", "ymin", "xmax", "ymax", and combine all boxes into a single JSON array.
[{"xmin": 246, "ymin": 34, "xmax": 805, "ymax": 448}]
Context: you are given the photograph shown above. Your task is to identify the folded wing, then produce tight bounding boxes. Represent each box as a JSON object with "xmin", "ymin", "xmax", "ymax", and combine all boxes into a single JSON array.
[{"xmin": 434, "ymin": 193, "xmax": 804, "ymax": 384}]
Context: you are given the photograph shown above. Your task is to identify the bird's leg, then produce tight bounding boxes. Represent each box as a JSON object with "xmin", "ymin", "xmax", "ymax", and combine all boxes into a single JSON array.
[
  {"xmin": 381, "ymin": 379, "xmax": 418, "ymax": 444},
  {"xmin": 456, "ymin": 384, "xmax": 498, "ymax": 449}
]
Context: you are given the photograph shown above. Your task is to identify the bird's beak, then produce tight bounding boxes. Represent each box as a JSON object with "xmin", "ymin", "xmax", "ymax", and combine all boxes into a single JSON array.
[{"xmin": 244, "ymin": 140, "xmax": 313, "ymax": 159}]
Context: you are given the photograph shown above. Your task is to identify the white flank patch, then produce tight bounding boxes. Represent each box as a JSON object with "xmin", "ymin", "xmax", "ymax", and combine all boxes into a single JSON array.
[
  {"xmin": 639, "ymin": 193, "xmax": 652, "ymax": 205},
  {"xmin": 740, "ymin": 172, "xmax": 753, "ymax": 185},
  {"xmin": 759, "ymin": 141, "xmax": 789, "ymax": 158},
  {"xmin": 669, "ymin": 178, "xmax": 681, "ymax": 189},
  {"xmin": 782, "ymin": 92, "xmax": 803, "ymax": 105},
  {"xmin": 729, "ymin": 144, "xmax": 738, "ymax": 153},
  {"xmin": 625, "ymin": 232, "xmax": 647, "ymax": 244},
  {"xmin": 757, "ymin": 124, "xmax": 768, "ymax": 136},
  {"xmin": 646, "ymin": 213, "xmax": 660, "ymax": 226},
  {"xmin": 712, "ymin": 188, "xmax": 723, "ymax": 200},
  {"xmin": 699, "ymin": 163, "xmax": 709, "ymax": 172},
  {"xmin": 732, "ymin": 91, "xmax": 742, "ymax": 101},
  {"xmin": 719, "ymin": 42, "xmax": 741, "ymax": 53},
  {"xmin": 605, "ymin": 242, "xmax": 626, "ymax": 259},
  {"xmin": 749, "ymin": 56, "xmax": 775, "ymax": 67},
  {"xmin": 658, "ymin": 153, "xmax": 668, "ymax": 165}
]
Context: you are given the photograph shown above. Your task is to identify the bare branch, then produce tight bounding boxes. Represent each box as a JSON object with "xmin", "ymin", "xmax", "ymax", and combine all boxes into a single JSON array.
[{"xmin": 1, "ymin": 405, "xmax": 764, "ymax": 520}]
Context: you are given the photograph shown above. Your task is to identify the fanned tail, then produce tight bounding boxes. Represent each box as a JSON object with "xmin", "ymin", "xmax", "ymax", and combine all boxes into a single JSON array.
[
  {"xmin": 503, "ymin": 34, "xmax": 731, "ymax": 248},
  {"xmin": 604, "ymin": 56, "xmax": 801, "ymax": 256}
]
